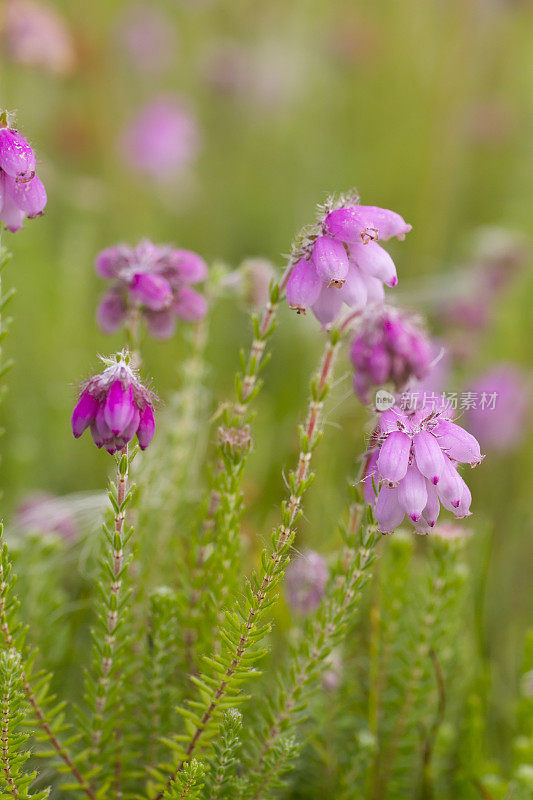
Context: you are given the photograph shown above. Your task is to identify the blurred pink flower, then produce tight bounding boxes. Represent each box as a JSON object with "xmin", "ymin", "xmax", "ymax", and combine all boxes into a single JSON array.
[
  {"xmin": 120, "ymin": 96, "xmax": 200, "ymax": 181},
  {"xmin": 431, "ymin": 522, "xmax": 469, "ymax": 541},
  {"xmin": 16, "ymin": 492, "xmax": 78, "ymax": 541},
  {"xmin": 1, "ymin": 0, "xmax": 75, "ymax": 75},
  {"xmin": 115, "ymin": 3, "xmax": 175, "ymax": 75},
  {"xmin": 465, "ymin": 364, "xmax": 531, "ymax": 452},
  {"xmin": 285, "ymin": 550, "xmax": 328, "ymax": 616}
]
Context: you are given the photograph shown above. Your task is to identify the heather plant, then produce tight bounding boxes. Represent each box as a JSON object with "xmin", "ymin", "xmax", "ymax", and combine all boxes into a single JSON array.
[{"xmin": 0, "ymin": 106, "xmax": 528, "ymax": 800}]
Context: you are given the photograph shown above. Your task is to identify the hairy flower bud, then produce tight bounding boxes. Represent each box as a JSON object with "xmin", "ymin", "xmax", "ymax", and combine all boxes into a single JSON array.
[
  {"xmin": 285, "ymin": 193, "xmax": 410, "ymax": 325},
  {"xmin": 71, "ymin": 351, "xmax": 157, "ymax": 454}
]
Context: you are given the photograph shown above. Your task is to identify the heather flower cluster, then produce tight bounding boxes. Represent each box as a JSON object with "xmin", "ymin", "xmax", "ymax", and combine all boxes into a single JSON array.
[
  {"xmin": 350, "ymin": 307, "xmax": 432, "ymax": 404},
  {"xmin": 96, "ymin": 238, "xmax": 207, "ymax": 339},
  {"xmin": 286, "ymin": 195, "xmax": 411, "ymax": 325},
  {"xmin": 364, "ymin": 406, "xmax": 484, "ymax": 534},
  {"xmin": 71, "ymin": 351, "xmax": 156, "ymax": 454},
  {"xmin": 0, "ymin": 113, "xmax": 47, "ymax": 232}
]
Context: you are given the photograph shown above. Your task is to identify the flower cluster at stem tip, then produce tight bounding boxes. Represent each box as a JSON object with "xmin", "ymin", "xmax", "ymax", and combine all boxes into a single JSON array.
[
  {"xmin": 364, "ymin": 406, "xmax": 484, "ymax": 535},
  {"xmin": 71, "ymin": 351, "xmax": 156, "ymax": 454},
  {"xmin": 350, "ymin": 307, "xmax": 432, "ymax": 404},
  {"xmin": 285, "ymin": 191, "xmax": 411, "ymax": 324},
  {"xmin": 0, "ymin": 110, "xmax": 47, "ymax": 232},
  {"xmin": 286, "ymin": 191, "xmax": 487, "ymax": 536},
  {"xmin": 96, "ymin": 238, "xmax": 207, "ymax": 339}
]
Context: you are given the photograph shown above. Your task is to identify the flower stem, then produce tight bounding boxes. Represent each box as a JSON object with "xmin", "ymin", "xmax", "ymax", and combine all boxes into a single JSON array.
[
  {"xmin": 153, "ymin": 328, "xmax": 340, "ymax": 800},
  {"xmin": 244, "ymin": 498, "xmax": 380, "ymax": 800}
]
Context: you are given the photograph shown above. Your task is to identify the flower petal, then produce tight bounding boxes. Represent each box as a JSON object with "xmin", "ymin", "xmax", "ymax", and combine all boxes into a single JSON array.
[
  {"xmin": 377, "ymin": 430, "xmax": 411, "ymax": 483},
  {"xmin": 413, "ymin": 430, "xmax": 445, "ymax": 485},
  {"xmin": 312, "ymin": 236, "xmax": 349, "ymax": 286},
  {"xmin": 311, "ymin": 285, "xmax": 344, "ymax": 326},
  {"xmin": 397, "ymin": 464, "xmax": 428, "ymax": 522},
  {"xmin": 349, "ymin": 242, "xmax": 398, "ymax": 287},
  {"xmin": 434, "ymin": 419, "xmax": 483, "ymax": 466},
  {"xmin": 286, "ymin": 258, "xmax": 322, "ymax": 313},
  {"xmin": 374, "ymin": 485, "xmax": 404, "ymax": 533}
]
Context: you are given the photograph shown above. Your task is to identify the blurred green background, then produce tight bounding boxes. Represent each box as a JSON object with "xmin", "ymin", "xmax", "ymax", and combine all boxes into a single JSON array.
[{"xmin": 0, "ymin": 0, "xmax": 532, "ymax": 768}]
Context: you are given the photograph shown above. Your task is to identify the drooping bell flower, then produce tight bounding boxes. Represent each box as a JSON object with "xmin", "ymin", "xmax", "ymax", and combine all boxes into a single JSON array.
[
  {"xmin": 0, "ymin": 112, "xmax": 47, "ymax": 232},
  {"xmin": 71, "ymin": 351, "xmax": 157, "ymax": 454},
  {"xmin": 95, "ymin": 238, "xmax": 207, "ymax": 340},
  {"xmin": 364, "ymin": 405, "xmax": 484, "ymax": 535},
  {"xmin": 284, "ymin": 191, "xmax": 410, "ymax": 325},
  {"xmin": 350, "ymin": 307, "xmax": 432, "ymax": 404}
]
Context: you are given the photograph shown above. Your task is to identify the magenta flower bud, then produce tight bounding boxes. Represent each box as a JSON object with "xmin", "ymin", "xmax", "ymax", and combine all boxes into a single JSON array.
[
  {"xmin": 397, "ymin": 464, "xmax": 427, "ymax": 523},
  {"xmin": 285, "ymin": 550, "xmax": 328, "ymax": 616},
  {"xmin": 97, "ymin": 290, "xmax": 128, "ymax": 335},
  {"xmin": 338, "ymin": 265, "xmax": 367, "ymax": 310},
  {"xmin": 324, "ymin": 205, "xmax": 411, "ymax": 243},
  {"xmin": 104, "ymin": 380, "xmax": 135, "ymax": 436},
  {"xmin": 0, "ymin": 127, "xmax": 35, "ymax": 181},
  {"xmin": 71, "ymin": 390, "xmax": 98, "ymax": 438},
  {"xmin": 312, "ymin": 236, "xmax": 349, "ymax": 287},
  {"xmin": 366, "ymin": 404, "xmax": 483, "ymax": 534},
  {"xmin": 72, "ymin": 352, "xmax": 156, "ymax": 453},
  {"xmin": 173, "ymin": 285, "xmax": 207, "ymax": 321},
  {"xmin": 433, "ymin": 419, "xmax": 484, "ymax": 467},
  {"xmin": 137, "ymin": 403, "xmax": 155, "ymax": 450},
  {"xmin": 377, "ymin": 430, "xmax": 411, "ymax": 484},
  {"xmin": 311, "ymin": 285, "xmax": 344, "ymax": 326},
  {"xmin": 374, "ymin": 485, "xmax": 404, "ymax": 533},
  {"xmin": 130, "ymin": 272, "xmax": 172, "ymax": 311},
  {"xmin": 286, "ymin": 258, "xmax": 322, "ymax": 313},
  {"xmin": 349, "ymin": 242, "xmax": 397, "ymax": 287},
  {"xmin": 324, "ymin": 207, "xmax": 375, "ymax": 244},
  {"xmin": 412, "ymin": 430, "xmax": 445, "ymax": 485},
  {"xmin": 9, "ymin": 174, "xmax": 46, "ymax": 217},
  {"xmin": 0, "ymin": 189, "xmax": 25, "ymax": 232},
  {"xmin": 350, "ymin": 308, "xmax": 432, "ymax": 404},
  {"xmin": 354, "ymin": 205, "xmax": 412, "ymax": 241},
  {"xmin": 166, "ymin": 249, "xmax": 208, "ymax": 285},
  {"xmin": 361, "ymin": 273, "xmax": 385, "ymax": 305}
]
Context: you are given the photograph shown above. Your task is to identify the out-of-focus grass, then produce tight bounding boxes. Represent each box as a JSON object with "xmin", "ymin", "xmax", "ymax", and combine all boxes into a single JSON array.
[{"xmin": 0, "ymin": 0, "xmax": 532, "ymax": 766}]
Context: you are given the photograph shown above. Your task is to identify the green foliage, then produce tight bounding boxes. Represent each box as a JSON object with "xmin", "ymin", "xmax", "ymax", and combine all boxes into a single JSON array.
[
  {"xmin": 0, "ymin": 649, "xmax": 49, "ymax": 800},
  {"xmin": 240, "ymin": 499, "xmax": 380, "ymax": 800},
  {"xmin": 163, "ymin": 760, "xmax": 205, "ymax": 800},
  {"xmin": 203, "ymin": 709, "xmax": 242, "ymax": 800},
  {"xmin": 149, "ymin": 331, "xmax": 340, "ymax": 800}
]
